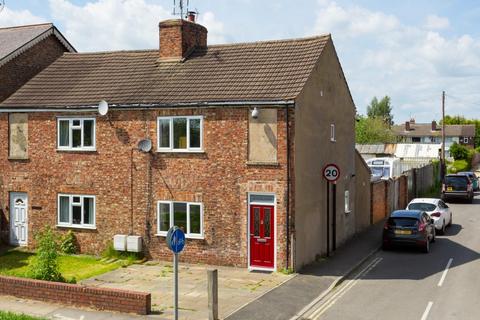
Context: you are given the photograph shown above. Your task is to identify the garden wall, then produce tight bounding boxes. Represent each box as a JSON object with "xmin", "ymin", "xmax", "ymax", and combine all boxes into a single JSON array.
[{"xmin": 0, "ymin": 275, "xmax": 151, "ymax": 315}]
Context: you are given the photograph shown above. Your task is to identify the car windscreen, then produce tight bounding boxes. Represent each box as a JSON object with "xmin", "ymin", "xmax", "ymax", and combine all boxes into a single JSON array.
[
  {"xmin": 407, "ymin": 203, "xmax": 436, "ymax": 211},
  {"xmin": 370, "ymin": 166, "xmax": 390, "ymax": 178},
  {"xmin": 388, "ymin": 217, "xmax": 418, "ymax": 227},
  {"xmin": 445, "ymin": 176, "xmax": 468, "ymax": 187}
]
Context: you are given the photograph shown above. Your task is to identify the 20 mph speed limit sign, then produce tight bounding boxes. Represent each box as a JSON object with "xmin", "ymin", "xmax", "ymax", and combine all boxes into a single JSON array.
[{"xmin": 323, "ymin": 163, "xmax": 340, "ymax": 183}]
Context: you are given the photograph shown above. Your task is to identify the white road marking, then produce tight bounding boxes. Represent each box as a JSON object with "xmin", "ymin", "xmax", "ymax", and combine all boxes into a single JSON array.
[
  {"xmin": 307, "ymin": 257, "xmax": 383, "ymax": 319},
  {"xmin": 420, "ymin": 301, "xmax": 433, "ymax": 320},
  {"xmin": 438, "ymin": 258, "xmax": 453, "ymax": 287}
]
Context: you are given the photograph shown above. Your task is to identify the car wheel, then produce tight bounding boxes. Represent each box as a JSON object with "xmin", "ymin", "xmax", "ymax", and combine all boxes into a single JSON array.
[
  {"xmin": 448, "ymin": 214, "xmax": 452, "ymax": 227},
  {"xmin": 440, "ymin": 221, "xmax": 446, "ymax": 235},
  {"xmin": 423, "ymin": 238, "xmax": 430, "ymax": 253}
]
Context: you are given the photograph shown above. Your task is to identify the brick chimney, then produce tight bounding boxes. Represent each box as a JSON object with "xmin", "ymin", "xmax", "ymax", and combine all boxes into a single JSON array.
[
  {"xmin": 159, "ymin": 19, "xmax": 208, "ymax": 61},
  {"xmin": 431, "ymin": 120, "xmax": 437, "ymax": 131},
  {"xmin": 405, "ymin": 121, "xmax": 410, "ymax": 131}
]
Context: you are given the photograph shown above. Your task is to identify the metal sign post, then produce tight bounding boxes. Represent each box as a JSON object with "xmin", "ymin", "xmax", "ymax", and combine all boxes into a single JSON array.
[
  {"xmin": 166, "ymin": 226, "xmax": 186, "ymax": 320},
  {"xmin": 323, "ymin": 164, "xmax": 340, "ymax": 256}
]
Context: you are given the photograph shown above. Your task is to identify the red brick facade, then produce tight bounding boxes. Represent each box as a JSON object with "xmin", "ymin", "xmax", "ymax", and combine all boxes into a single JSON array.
[
  {"xmin": 0, "ymin": 35, "xmax": 67, "ymax": 102},
  {"xmin": 0, "ymin": 275, "xmax": 151, "ymax": 314},
  {"xmin": 0, "ymin": 107, "xmax": 293, "ymax": 269},
  {"xmin": 159, "ymin": 19, "xmax": 207, "ymax": 60}
]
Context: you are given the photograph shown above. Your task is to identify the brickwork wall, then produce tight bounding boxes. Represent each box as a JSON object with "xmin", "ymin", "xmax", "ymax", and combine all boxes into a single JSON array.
[
  {"xmin": 0, "ymin": 275, "xmax": 151, "ymax": 314},
  {"xmin": 0, "ymin": 107, "xmax": 290, "ymax": 269},
  {"xmin": 159, "ymin": 20, "xmax": 207, "ymax": 60},
  {"xmin": 371, "ymin": 180, "xmax": 387, "ymax": 223},
  {"xmin": 0, "ymin": 35, "xmax": 67, "ymax": 102}
]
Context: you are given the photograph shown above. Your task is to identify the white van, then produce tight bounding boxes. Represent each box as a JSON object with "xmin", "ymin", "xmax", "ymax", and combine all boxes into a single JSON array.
[{"xmin": 366, "ymin": 157, "xmax": 402, "ymax": 180}]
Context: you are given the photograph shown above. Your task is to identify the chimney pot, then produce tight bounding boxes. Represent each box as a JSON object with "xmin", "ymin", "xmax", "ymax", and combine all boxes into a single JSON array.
[{"xmin": 187, "ymin": 11, "xmax": 196, "ymax": 22}]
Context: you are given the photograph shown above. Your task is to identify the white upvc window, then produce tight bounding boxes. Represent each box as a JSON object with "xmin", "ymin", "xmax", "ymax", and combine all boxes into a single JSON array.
[
  {"xmin": 157, "ymin": 201, "xmax": 203, "ymax": 238},
  {"xmin": 58, "ymin": 194, "xmax": 96, "ymax": 229},
  {"xmin": 57, "ymin": 117, "xmax": 96, "ymax": 151},
  {"xmin": 157, "ymin": 116, "xmax": 203, "ymax": 152}
]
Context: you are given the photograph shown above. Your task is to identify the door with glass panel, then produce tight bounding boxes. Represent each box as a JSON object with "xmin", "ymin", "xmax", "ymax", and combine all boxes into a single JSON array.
[
  {"xmin": 249, "ymin": 204, "xmax": 275, "ymax": 269},
  {"xmin": 10, "ymin": 192, "xmax": 28, "ymax": 246}
]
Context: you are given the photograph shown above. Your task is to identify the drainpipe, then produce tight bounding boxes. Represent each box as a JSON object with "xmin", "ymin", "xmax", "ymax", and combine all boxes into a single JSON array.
[{"xmin": 286, "ymin": 105, "xmax": 292, "ymax": 270}]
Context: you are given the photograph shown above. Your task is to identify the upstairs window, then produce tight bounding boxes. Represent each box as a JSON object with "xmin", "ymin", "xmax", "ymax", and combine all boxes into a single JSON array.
[
  {"xmin": 57, "ymin": 118, "xmax": 96, "ymax": 151},
  {"xmin": 157, "ymin": 116, "xmax": 203, "ymax": 152}
]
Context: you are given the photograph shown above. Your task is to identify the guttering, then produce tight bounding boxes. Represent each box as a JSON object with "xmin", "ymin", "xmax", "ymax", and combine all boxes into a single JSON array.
[{"xmin": 0, "ymin": 100, "xmax": 296, "ymax": 113}]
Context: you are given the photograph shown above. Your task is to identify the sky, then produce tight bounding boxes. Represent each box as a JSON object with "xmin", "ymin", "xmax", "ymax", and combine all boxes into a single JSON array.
[{"xmin": 1, "ymin": 0, "xmax": 480, "ymax": 123}]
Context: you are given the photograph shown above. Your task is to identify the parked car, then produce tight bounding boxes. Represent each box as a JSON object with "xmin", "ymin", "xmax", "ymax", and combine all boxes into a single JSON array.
[
  {"xmin": 382, "ymin": 210, "xmax": 435, "ymax": 253},
  {"xmin": 441, "ymin": 174, "xmax": 474, "ymax": 203},
  {"xmin": 406, "ymin": 198, "xmax": 452, "ymax": 234},
  {"xmin": 457, "ymin": 171, "xmax": 479, "ymax": 191}
]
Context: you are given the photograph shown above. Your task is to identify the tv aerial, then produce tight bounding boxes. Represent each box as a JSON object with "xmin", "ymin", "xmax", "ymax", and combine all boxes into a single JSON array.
[
  {"xmin": 0, "ymin": 1, "xmax": 5, "ymax": 14},
  {"xmin": 173, "ymin": 0, "xmax": 197, "ymax": 19}
]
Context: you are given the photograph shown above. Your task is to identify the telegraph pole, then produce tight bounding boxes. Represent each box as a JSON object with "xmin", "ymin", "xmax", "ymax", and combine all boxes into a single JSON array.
[{"xmin": 441, "ymin": 91, "xmax": 446, "ymax": 181}]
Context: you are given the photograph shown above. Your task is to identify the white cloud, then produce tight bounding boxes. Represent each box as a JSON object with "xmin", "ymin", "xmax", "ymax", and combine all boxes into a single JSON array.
[
  {"xmin": 48, "ymin": 0, "xmax": 227, "ymax": 51},
  {"xmin": 311, "ymin": 0, "xmax": 480, "ymax": 122},
  {"xmin": 0, "ymin": 7, "xmax": 46, "ymax": 27},
  {"xmin": 425, "ymin": 14, "xmax": 450, "ymax": 30},
  {"xmin": 197, "ymin": 11, "xmax": 226, "ymax": 44}
]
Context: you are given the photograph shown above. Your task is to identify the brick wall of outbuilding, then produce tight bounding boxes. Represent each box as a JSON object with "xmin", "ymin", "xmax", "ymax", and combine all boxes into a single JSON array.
[
  {"xmin": 0, "ymin": 107, "xmax": 291, "ymax": 269},
  {"xmin": 0, "ymin": 35, "xmax": 67, "ymax": 102}
]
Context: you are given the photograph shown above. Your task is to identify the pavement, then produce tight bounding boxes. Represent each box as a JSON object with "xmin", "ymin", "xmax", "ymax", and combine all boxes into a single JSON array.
[
  {"xmin": 0, "ymin": 221, "xmax": 385, "ymax": 320},
  {"xmin": 226, "ymin": 221, "xmax": 385, "ymax": 320}
]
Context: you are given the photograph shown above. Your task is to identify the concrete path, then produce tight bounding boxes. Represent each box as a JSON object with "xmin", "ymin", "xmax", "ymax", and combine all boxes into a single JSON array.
[
  {"xmin": 226, "ymin": 221, "xmax": 385, "ymax": 320},
  {"xmin": 80, "ymin": 262, "xmax": 292, "ymax": 320}
]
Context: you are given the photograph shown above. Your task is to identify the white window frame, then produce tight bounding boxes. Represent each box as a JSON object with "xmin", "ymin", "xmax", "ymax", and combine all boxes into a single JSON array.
[
  {"xmin": 464, "ymin": 137, "xmax": 469, "ymax": 144},
  {"xmin": 57, "ymin": 117, "xmax": 96, "ymax": 151},
  {"xmin": 330, "ymin": 124, "xmax": 336, "ymax": 142},
  {"xmin": 57, "ymin": 194, "xmax": 96, "ymax": 229},
  {"xmin": 156, "ymin": 201, "xmax": 204, "ymax": 239},
  {"xmin": 157, "ymin": 116, "xmax": 203, "ymax": 152},
  {"xmin": 344, "ymin": 190, "xmax": 351, "ymax": 213}
]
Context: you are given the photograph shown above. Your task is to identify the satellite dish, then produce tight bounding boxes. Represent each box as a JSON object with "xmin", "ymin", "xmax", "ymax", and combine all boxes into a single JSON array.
[
  {"xmin": 98, "ymin": 100, "xmax": 109, "ymax": 116},
  {"xmin": 138, "ymin": 139, "xmax": 152, "ymax": 153}
]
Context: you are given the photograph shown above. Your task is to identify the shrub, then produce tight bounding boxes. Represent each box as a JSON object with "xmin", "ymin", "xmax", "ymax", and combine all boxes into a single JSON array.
[
  {"xmin": 448, "ymin": 159, "xmax": 469, "ymax": 173},
  {"xmin": 449, "ymin": 142, "xmax": 469, "ymax": 160},
  {"xmin": 29, "ymin": 227, "xmax": 65, "ymax": 282},
  {"xmin": 59, "ymin": 230, "xmax": 78, "ymax": 255}
]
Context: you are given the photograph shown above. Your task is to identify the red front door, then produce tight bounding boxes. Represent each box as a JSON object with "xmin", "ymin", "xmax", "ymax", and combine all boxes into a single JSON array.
[{"xmin": 250, "ymin": 205, "xmax": 274, "ymax": 269}]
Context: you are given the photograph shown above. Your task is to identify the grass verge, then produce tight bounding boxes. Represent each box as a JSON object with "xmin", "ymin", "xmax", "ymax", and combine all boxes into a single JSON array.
[{"xmin": 0, "ymin": 311, "xmax": 45, "ymax": 320}]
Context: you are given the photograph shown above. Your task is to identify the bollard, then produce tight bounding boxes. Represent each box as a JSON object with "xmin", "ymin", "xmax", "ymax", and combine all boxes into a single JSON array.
[{"xmin": 208, "ymin": 269, "xmax": 218, "ymax": 320}]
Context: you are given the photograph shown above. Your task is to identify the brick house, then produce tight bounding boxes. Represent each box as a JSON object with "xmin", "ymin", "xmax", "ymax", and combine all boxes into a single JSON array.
[
  {"xmin": 0, "ymin": 23, "xmax": 75, "ymax": 102},
  {"xmin": 0, "ymin": 18, "xmax": 367, "ymax": 271}
]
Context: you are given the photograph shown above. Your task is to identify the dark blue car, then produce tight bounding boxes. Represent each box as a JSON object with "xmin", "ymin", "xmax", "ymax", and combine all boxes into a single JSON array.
[{"xmin": 382, "ymin": 210, "xmax": 435, "ymax": 253}]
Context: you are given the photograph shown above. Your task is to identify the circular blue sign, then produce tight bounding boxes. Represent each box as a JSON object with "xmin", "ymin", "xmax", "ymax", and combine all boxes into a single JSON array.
[{"xmin": 166, "ymin": 226, "xmax": 186, "ymax": 254}]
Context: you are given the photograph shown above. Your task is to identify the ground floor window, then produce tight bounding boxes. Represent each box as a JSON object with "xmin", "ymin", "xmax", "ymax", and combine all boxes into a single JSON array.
[
  {"xmin": 58, "ymin": 194, "xmax": 95, "ymax": 228},
  {"xmin": 157, "ymin": 201, "xmax": 203, "ymax": 238}
]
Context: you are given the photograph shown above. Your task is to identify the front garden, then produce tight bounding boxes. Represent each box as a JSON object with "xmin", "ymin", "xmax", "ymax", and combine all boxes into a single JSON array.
[
  {"xmin": 0, "ymin": 311, "xmax": 45, "ymax": 320},
  {"xmin": 0, "ymin": 228, "xmax": 138, "ymax": 283}
]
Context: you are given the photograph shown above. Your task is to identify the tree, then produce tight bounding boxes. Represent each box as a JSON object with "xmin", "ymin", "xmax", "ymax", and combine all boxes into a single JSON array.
[
  {"xmin": 449, "ymin": 142, "xmax": 469, "ymax": 160},
  {"xmin": 355, "ymin": 115, "xmax": 396, "ymax": 144},
  {"xmin": 366, "ymin": 96, "xmax": 394, "ymax": 126}
]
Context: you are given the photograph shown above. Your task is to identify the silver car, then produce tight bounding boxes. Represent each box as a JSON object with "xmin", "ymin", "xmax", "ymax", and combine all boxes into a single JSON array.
[{"xmin": 406, "ymin": 198, "xmax": 452, "ymax": 234}]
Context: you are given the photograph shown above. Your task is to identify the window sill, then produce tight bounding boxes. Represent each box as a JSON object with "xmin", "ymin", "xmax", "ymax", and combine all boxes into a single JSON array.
[
  {"xmin": 57, "ymin": 149, "xmax": 97, "ymax": 152},
  {"xmin": 8, "ymin": 157, "xmax": 29, "ymax": 161},
  {"xmin": 56, "ymin": 224, "xmax": 97, "ymax": 230},
  {"xmin": 247, "ymin": 161, "xmax": 279, "ymax": 167},
  {"xmin": 156, "ymin": 150, "xmax": 205, "ymax": 154},
  {"xmin": 155, "ymin": 233, "xmax": 204, "ymax": 240}
]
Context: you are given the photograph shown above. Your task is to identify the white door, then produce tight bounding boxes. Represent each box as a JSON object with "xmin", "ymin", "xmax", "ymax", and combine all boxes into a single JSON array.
[{"xmin": 10, "ymin": 192, "xmax": 28, "ymax": 246}]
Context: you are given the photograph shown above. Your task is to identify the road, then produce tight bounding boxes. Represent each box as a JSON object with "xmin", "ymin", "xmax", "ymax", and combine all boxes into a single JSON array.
[{"xmin": 300, "ymin": 195, "xmax": 480, "ymax": 320}]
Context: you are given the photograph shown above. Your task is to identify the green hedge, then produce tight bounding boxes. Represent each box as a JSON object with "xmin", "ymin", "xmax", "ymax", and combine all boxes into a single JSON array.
[{"xmin": 447, "ymin": 159, "xmax": 470, "ymax": 173}]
